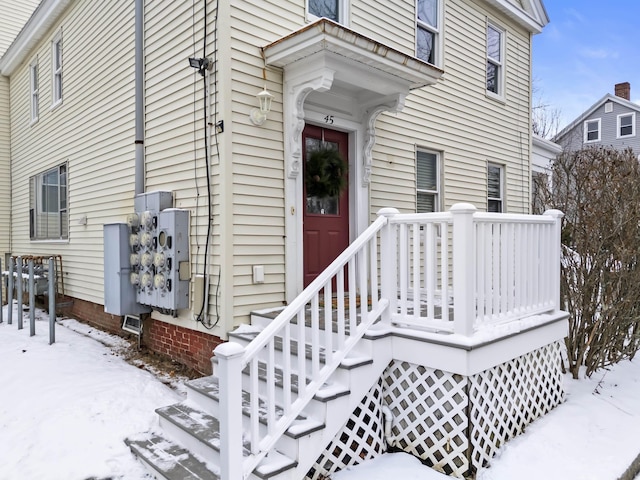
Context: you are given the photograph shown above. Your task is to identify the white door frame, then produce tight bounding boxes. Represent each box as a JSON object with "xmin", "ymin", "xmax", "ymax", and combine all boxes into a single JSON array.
[{"xmin": 282, "ymin": 62, "xmax": 405, "ymax": 302}]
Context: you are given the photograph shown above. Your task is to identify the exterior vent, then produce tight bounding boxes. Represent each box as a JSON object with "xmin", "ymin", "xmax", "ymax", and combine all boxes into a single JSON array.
[
  {"xmin": 122, "ymin": 315, "xmax": 142, "ymax": 335},
  {"xmin": 605, "ymin": 102, "xmax": 613, "ymax": 113}
]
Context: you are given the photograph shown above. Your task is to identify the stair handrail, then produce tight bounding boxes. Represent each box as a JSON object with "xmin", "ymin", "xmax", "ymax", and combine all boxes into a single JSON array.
[
  {"xmin": 217, "ymin": 213, "xmax": 391, "ymax": 480},
  {"xmin": 242, "ymin": 214, "xmax": 389, "ymax": 361}
]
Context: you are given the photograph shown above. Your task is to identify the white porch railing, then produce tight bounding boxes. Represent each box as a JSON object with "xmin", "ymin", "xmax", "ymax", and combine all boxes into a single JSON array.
[
  {"xmin": 214, "ymin": 203, "xmax": 563, "ymax": 480},
  {"xmin": 388, "ymin": 203, "xmax": 564, "ymax": 334}
]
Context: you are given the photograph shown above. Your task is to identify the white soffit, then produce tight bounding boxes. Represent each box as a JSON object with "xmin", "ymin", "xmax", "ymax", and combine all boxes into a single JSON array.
[
  {"xmin": 0, "ymin": 0, "xmax": 73, "ymax": 76},
  {"xmin": 484, "ymin": 0, "xmax": 549, "ymax": 33},
  {"xmin": 263, "ymin": 18, "xmax": 443, "ymax": 92}
]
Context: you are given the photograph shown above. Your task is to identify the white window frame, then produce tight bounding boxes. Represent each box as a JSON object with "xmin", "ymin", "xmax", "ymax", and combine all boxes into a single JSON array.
[
  {"xmin": 486, "ymin": 21, "xmax": 505, "ymax": 99},
  {"xmin": 29, "ymin": 59, "xmax": 39, "ymax": 123},
  {"xmin": 416, "ymin": 149, "xmax": 441, "ymax": 213},
  {"xmin": 415, "ymin": 0, "xmax": 443, "ymax": 67},
  {"xmin": 51, "ymin": 31, "xmax": 63, "ymax": 107},
  {"xmin": 306, "ymin": 0, "xmax": 350, "ymax": 25},
  {"xmin": 617, "ymin": 112, "xmax": 635, "ymax": 138},
  {"xmin": 29, "ymin": 163, "xmax": 68, "ymax": 241},
  {"xmin": 584, "ymin": 118, "xmax": 601, "ymax": 143},
  {"xmin": 487, "ymin": 162, "xmax": 504, "ymax": 213}
]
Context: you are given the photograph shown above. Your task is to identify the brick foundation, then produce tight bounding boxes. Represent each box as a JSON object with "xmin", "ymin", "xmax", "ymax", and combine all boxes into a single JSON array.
[
  {"xmin": 64, "ymin": 296, "xmax": 222, "ymax": 375},
  {"xmin": 143, "ymin": 318, "xmax": 222, "ymax": 375},
  {"xmin": 68, "ymin": 297, "xmax": 123, "ymax": 335}
]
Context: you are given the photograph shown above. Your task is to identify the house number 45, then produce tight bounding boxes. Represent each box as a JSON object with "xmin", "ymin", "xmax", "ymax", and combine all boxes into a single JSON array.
[{"xmin": 324, "ymin": 115, "xmax": 334, "ymax": 124}]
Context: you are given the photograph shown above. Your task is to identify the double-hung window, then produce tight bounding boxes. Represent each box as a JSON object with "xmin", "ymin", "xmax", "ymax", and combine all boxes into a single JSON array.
[
  {"xmin": 617, "ymin": 112, "xmax": 635, "ymax": 138},
  {"xmin": 416, "ymin": 0, "xmax": 441, "ymax": 66},
  {"xmin": 487, "ymin": 163, "xmax": 504, "ymax": 213},
  {"xmin": 52, "ymin": 32, "xmax": 63, "ymax": 106},
  {"xmin": 30, "ymin": 60, "xmax": 39, "ymax": 122},
  {"xmin": 30, "ymin": 164, "xmax": 68, "ymax": 240},
  {"xmin": 584, "ymin": 118, "xmax": 601, "ymax": 143},
  {"xmin": 417, "ymin": 150, "xmax": 440, "ymax": 213},
  {"xmin": 307, "ymin": 0, "xmax": 348, "ymax": 24},
  {"xmin": 486, "ymin": 22, "xmax": 504, "ymax": 96}
]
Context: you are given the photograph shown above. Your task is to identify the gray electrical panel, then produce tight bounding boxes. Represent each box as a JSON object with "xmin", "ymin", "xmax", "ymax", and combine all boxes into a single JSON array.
[
  {"xmin": 104, "ymin": 191, "xmax": 190, "ymax": 317},
  {"xmin": 103, "ymin": 223, "xmax": 151, "ymax": 316}
]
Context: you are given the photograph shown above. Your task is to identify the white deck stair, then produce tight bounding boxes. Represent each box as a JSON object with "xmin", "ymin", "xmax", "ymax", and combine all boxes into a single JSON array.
[
  {"xmin": 126, "ymin": 206, "xmax": 567, "ymax": 480},
  {"xmin": 126, "ymin": 308, "xmax": 392, "ymax": 480}
]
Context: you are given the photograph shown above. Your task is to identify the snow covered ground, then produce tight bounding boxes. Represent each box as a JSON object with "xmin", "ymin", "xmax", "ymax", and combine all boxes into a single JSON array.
[{"xmin": 1, "ymin": 304, "xmax": 639, "ymax": 480}]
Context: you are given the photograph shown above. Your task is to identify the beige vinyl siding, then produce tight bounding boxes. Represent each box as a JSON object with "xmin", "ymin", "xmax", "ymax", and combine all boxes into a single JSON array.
[
  {"xmin": 228, "ymin": 0, "xmax": 299, "ymax": 326},
  {"xmin": 9, "ymin": 0, "xmax": 136, "ymax": 304},
  {"xmin": 370, "ymin": 0, "xmax": 532, "ymax": 216},
  {"xmin": 0, "ymin": 77, "xmax": 10, "ymax": 256},
  {"xmin": 144, "ymin": 0, "xmax": 229, "ymax": 334},
  {"xmin": 351, "ymin": 0, "xmax": 415, "ymax": 55},
  {"xmin": 0, "ymin": 0, "xmax": 41, "ymax": 257},
  {"xmin": 0, "ymin": 0, "xmax": 40, "ymax": 57}
]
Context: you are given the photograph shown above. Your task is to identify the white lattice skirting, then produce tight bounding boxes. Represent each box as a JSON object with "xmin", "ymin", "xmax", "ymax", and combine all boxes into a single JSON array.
[
  {"xmin": 306, "ymin": 341, "xmax": 564, "ymax": 479},
  {"xmin": 383, "ymin": 341, "xmax": 565, "ymax": 478},
  {"xmin": 468, "ymin": 341, "xmax": 565, "ymax": 469},
  {"xmin": 306, "ymin": 380, "xmax": 386, "ymax": 480}
]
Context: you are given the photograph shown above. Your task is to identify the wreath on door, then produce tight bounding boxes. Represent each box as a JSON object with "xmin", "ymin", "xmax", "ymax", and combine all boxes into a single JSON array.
[{"xmin": 305, "ymin": 145, "xmax": 348, "ymax": 198}]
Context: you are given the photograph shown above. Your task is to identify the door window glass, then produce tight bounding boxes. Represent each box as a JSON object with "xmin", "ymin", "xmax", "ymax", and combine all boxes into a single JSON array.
[{"xmin": 305, "ymin": 137, "xmax": 340, "ymax": 215}]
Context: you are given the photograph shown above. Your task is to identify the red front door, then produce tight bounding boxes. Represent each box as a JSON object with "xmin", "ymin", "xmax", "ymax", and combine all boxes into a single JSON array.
[{"xmin": 303, "ymin": 125, "xmax": 350, "ymax": 287}]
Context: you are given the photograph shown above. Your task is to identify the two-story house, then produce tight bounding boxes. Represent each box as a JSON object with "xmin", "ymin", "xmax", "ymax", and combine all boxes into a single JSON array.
[
  {"xmin": 1, "ymin": 0, "xmax": 550, "ymax": 373},
  {"xmin": 0, "ymin": 0, "xmax": 41, "ymax": 269},
  {"xmin": 555, "ymin": 82, "xmax": 640, "ymax": 153},
  {"xmin": 1, "ymin": 1, "xmax": 572, "ymax": 479}
]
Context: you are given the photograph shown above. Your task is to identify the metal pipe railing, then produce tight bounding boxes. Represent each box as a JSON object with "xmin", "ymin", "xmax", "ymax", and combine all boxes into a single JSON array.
[{"xmin": 2, "ymin": 256, "xmax": 56, "ymax": 343}]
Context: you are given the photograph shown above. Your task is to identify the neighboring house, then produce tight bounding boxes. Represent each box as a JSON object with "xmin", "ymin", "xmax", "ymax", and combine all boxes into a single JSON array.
[
  {"xmin": 531, "ymin": 133, "xmax": 561, "ymax": 212},
  {"xmin": 1, "ymin": 1, "xmax": 571, "ymax": 479},
  {"xmin": 555, "ymin": 82, "xmax": 640, "ymax": 154},
  {"xmin": 0, "ymin": 0, "xmax": 550, "ymax": 373}
]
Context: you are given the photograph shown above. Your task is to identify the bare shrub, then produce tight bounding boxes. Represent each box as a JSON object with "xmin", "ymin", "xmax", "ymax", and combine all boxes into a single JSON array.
[{"xmin": 535, "ymin": 146, "xmax": 640, "ymax": 378}]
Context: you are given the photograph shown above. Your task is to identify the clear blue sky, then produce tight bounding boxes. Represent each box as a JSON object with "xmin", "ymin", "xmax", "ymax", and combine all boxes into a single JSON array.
[{"xmin": 533, "ymin": 1, "xmax": 640, "ymax": 130}]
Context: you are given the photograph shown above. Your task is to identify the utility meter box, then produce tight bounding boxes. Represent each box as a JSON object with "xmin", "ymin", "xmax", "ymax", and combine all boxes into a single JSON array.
[
  {"xmin": 125, "ymin": 191, "xmax": 190, "ymax": 316},
  {"xmin": 103, "ymin": 223, "xmax": 151, "ymax": 316},
  {"xmin": 152, "ymin": 209, "xmax": 190, "ymax": 310},
  {"xmin": 134, "ymin": 190, "xmax": 172, "ymax": 213}
]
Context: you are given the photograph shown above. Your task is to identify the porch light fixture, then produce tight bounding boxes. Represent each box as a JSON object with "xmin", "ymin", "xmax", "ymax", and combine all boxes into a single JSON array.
[
  {"xmin": 249, "ymin": 86, "xmax": 274, "ymax": 126},
  {"xmin": 188, "ymin": 57, "xmax": 210, "ymax": 76}
]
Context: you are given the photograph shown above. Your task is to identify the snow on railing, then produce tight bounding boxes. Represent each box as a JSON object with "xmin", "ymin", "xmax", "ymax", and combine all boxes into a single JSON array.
[{"xmin": 214, "ymin": 204, "xmax": 563, "ymax": 480}]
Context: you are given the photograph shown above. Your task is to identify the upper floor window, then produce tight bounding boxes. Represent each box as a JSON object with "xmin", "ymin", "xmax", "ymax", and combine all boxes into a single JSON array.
[
  {"xmin": 416, "ymin": 0, "xmax": 441, "ymax": 66},
  {"xmin": 584, "ymin": 118, "xmax": 601, "ymax": 143},
  {"xmin": 487, "ymin": 163, "xmax": 504, "ymax": 212},
  {"xmin": 416, "ymin": 149, "xmax": 440, "ymax": 213},
  {"xmin": 618, "ymin": 112, "xmax": 635, "ymax": 138},
  {"xmin": 52, "ymin": 32, "xmax": 63, "ymax": 106},
  {"xmin": 29, "ymin": 163, "xmax": 68, "ymax": 240},
  {"xmin": 307, "ymin": 0, "xmax": 348, "ymax": 24},
  {"xmin": 486, "ymin": 22, "xmax": 504, "ymax": 97},
  {"xmin": 30, "ymin": 60, "xmax": 39, "ymax": 123}
]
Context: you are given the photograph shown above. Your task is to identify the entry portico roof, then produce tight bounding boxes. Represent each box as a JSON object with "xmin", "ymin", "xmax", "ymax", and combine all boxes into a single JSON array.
[{"xmin": 263, "ymin": 18, "xmax": 443, "ymax": 92}]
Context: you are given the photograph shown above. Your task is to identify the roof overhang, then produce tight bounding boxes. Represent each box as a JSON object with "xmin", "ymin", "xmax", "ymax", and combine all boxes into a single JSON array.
[
  {"xmin": 0, "ymin": 0, "xmax": 73, "ymax": 77},
  {"xmin": 263, "ymin": 18, "xmax": 443, "ymax": 92},
  {"xmin": 484, "ymin": 0, "xmax": 549, "ymax": 34},
  {"xmin": 533, "ymin": 134, "xmax": 562, "ymax": 156}
]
